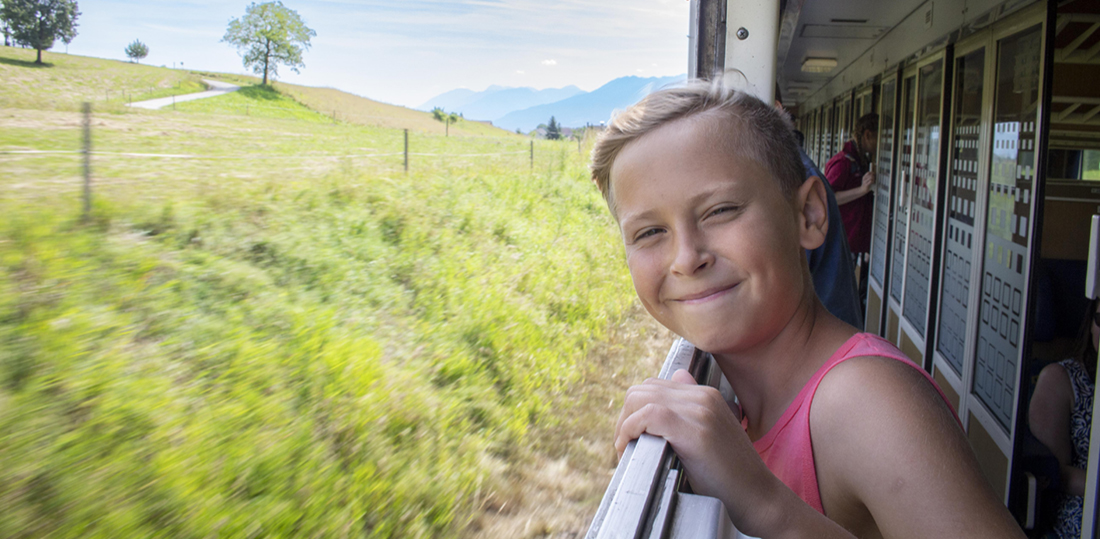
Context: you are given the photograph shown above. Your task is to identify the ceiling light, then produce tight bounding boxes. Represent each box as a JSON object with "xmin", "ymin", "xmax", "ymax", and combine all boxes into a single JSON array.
[{"xmin": 801, "ymin": 57, "xmax": 838, "ymax": 73}]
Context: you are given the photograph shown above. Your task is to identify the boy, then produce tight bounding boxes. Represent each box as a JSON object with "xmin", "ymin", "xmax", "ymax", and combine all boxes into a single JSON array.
[{"xmin": 589, "ymin": 81, "xmax": 1024, "ymax": 537}]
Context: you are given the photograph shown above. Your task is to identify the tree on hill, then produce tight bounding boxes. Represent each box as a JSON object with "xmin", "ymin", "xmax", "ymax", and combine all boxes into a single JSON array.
[
  {"xmin": 222, "ymin": 1, "xmax": 314, "ymax": 86},
  {"xmin": 432, "ymin": 107, "xmax": 460, "ymax": 137},
  {"xmin": 546, "ymin": 116, "xmax": 562, "ymax": 140},
  {"xmin": 0, "ymin": 0, "xmax": 80, "ymax": 64},
  {"xmin": 124, "ymin": 39, "xmax": 148, "ymax": 63}
]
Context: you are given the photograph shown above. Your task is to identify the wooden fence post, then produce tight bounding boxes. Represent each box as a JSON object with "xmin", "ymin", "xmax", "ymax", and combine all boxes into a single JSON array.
[
  {"xmin": 404, "ymin": 129, "xmax": 409, "ymax": 174},
  {"xmin": 82, "ymin": 102, "xmax": 92, "ymax": 222}
]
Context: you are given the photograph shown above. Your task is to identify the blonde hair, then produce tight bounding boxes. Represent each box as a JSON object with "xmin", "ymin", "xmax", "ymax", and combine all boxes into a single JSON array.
[{"xmin": 589, "ymin": 79, "xmax": 804, "ymax": 216}]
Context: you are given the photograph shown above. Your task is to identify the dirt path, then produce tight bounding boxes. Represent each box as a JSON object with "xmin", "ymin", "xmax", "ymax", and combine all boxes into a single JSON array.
[
  {"xmin": 463, "ymin": 303, "xmax": 674, "ymax": 539},
  {"xmin": 127, "ymin": 79, "xmax": 240, "ymax": 110}
]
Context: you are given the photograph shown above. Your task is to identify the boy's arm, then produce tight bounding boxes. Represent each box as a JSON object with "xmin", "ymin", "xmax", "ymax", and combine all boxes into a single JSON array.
[
  {"xmin": 615, "ymin": 370, "xmax": 857, "ymax": 538},
  {"xmin": 810, "ymin": 356, "xmax": 1027, "ymax": 538}
]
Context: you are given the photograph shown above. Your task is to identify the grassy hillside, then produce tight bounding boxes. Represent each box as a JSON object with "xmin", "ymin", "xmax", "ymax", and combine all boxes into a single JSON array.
[
  {"xmin": 0, "ymin": 48, "xmax": 636, "ymax": 537},
  {"xmin": 275, "ymin": 84, "xmax": 511, "ymax": 137},
  {"xmin": 0, "ymin": 46, "xmax": 207, "ymax": 110},
  {"xmin": 0, "ymin": 46, "xmax": 514, "ymax": 137}
]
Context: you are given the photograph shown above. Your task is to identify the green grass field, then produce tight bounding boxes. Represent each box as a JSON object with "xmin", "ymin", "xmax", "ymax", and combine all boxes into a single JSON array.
[{"xmin": 0, "ymin": 47, "xmax": 637, "ymax": 538}]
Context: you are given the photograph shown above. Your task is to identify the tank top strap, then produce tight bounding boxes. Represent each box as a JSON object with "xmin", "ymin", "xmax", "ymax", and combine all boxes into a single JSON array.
[{"xmin": 798, "ymin": 333, "xmax": 960, "ymax": 427}]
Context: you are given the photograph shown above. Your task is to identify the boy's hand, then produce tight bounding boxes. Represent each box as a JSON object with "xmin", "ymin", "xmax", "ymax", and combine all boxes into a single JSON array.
[{"xmin": 613, "ymin": 369, "xmax": 781, "ymax": 532}]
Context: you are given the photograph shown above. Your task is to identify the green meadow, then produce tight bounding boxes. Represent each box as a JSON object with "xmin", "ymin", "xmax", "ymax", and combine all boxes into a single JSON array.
[{"xmin": 0, "ymin": 46, "xmax": 642, "ymax": 538}]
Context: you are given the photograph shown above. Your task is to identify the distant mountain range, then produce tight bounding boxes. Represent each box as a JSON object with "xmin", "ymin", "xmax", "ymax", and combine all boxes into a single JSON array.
[{"xmin": 418, "ymin": 74, "xmax": 686, "ymax": 132}]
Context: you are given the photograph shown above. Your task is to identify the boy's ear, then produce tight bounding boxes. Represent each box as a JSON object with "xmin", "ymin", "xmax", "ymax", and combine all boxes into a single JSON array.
[{"xmin": 796, "ymin": 176, "xmax": 828, "ymax": 251}]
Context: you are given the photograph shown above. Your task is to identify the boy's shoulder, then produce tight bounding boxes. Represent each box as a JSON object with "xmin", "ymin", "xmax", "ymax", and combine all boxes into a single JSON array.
[
  {"xmin": 809, "ymin": 343, "xmax": 961, "ymax": 463},
  {"xmin": 809, "ymin": 332, "xmax": 958, "ymax": 437},
  {"xmin": 807, "ymin": 349, "xmax": 1021, "ymax": 538}
]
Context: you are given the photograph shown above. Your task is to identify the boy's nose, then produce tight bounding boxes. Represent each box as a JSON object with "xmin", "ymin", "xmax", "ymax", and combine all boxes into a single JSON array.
[{"xmin": 669, "ymin": 229, "xmax": 713, "ymax": 276}]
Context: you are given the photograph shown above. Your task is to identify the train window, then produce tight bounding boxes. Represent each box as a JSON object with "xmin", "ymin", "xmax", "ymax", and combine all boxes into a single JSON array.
[
  {"xmin": 870, "ymin": 77, "xmax": 897, "ymax": 289},
  {"xmin": 1087, "ymin": 150, "xmax": 1100, "ymax": 180},
  {"xmin": 903, "ymin": 60, "xmax": 944, "ymax": 337},
  {"xmin": 936, "ymin": 47, "xmax": 986, "ymax": 377},
  {"xmin": 1047, "ymin": 149, "xmax": 1100, "ymax": 180},
  {"xmin": 973, "ymin": 24, "xmax": 1043, "ymax": 432}
]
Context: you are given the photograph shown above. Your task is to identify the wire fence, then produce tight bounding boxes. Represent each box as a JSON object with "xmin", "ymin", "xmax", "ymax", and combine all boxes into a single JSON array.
[{"xmin": 0, "ymin": 103, "xmax": 589, "ymax": 217}]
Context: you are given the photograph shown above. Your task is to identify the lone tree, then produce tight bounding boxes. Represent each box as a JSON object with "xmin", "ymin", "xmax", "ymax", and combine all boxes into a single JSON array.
[
  {"xmin": 432, "ymin": 107, "xmax": 460, "ymax": 137},
  {"xmin": 0, "ymin": 0, "xmax": 80, "ymax": 64},
  {"xmin": 546, "ymin": 116, "xmax": 562, "ymax": 140},
  {"xmin": 124, "ymin": 39, "xmax": 148, "ymax": 63},
  {"xmin": 222, "ymin": 1, "xmax": 314, "ymax": 86}
]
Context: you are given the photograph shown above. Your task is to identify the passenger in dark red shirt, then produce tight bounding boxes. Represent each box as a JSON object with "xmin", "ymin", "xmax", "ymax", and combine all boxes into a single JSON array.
[
  {"xmin": 824, "ymin": 113, "xmax": 878, "ymax": 255},
  {"xmin": 825, "ymin": 113, "xmax": 878, "ymax": 309}
]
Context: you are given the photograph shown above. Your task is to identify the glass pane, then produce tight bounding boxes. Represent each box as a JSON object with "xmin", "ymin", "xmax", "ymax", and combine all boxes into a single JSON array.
[
  {"xmin": 837, "ymin": 98, "xmax": 850, "ymax": 147},
  {"xmin": 1085, "ymin": 150, "xmax": 1100, "ymax": 180},
  {"xmin": 871, "ymin": 78, "xmax": 897, "ymax": 286},
  {"xmin": 814, "ymin": 109, "xmax": 823, "ymax": 164},
  {"xmin": 903, "ymin": 60, "xmax": 944, "ymax": 337},
  {"xmin": 973, "ymin": 25, "xmax": 1042, "ymax": 432},
  {"xmin": 891, "ymin": 75, "xmax": 917, "ymax": 303},
  {"xmin": 937, "ymin": 48, "xmax": 985, "ymax": 376}
]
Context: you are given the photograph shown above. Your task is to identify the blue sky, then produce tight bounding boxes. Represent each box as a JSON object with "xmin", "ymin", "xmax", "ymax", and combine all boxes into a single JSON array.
[{"xmin": 62, "ymin": 0, "xmax": 689, "ymax": 107}]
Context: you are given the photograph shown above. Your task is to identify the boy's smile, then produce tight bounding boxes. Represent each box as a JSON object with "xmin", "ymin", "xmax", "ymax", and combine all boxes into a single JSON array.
[{"xmin": 609, "ymin": 113, "xmax": 813, "ymax": 355}]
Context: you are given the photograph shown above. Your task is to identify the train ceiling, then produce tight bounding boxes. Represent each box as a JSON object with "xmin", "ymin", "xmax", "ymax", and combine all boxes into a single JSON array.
[{"xmin": 775, "ymin": 0, "xmax": 1046, "ymax": 108}]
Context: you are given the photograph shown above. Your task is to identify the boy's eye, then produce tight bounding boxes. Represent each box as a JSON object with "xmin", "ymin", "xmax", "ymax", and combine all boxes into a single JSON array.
[
  {"xmin": 706, "ymin": 205, "xmax": 740, "ymax": 219},
  {"xmin": 634, "ymin": 227, "xmax": 664, "ymax": 242}
]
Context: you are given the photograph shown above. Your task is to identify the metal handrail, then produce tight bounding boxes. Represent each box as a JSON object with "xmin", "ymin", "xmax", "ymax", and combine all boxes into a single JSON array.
[{"xmin": 585, "ymin": 338, "xmax": 740, "ymax": 539}]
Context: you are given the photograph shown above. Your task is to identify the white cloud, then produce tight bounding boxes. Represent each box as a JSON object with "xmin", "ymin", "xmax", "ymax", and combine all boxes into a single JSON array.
[
  {"xmin": 541, "ymin": 59, "xmax": 557, "ymax": 66},
  {"xmin": 516, "ymin": 70, "xmax": 525, "ymax": 74}
]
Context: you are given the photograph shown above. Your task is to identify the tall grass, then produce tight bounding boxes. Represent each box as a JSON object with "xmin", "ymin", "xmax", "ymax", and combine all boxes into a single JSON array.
[{"xmin": 0, "ymin": 55, "xmax": 633, "ymax": 537}]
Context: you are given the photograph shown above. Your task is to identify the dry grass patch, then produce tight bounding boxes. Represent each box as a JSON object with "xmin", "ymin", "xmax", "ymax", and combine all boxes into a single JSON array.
[{"xmin": 463, "ymin": 304, "xmax": 674, "ymax": 539}]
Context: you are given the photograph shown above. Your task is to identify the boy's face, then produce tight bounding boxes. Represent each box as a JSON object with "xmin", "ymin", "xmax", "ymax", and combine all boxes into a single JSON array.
[{"xmin": 609, "ymin": 115, "xmax": 812, "ymax": 354}]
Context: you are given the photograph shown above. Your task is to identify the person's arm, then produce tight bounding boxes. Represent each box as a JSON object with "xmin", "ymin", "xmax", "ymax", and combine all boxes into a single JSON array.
[
  {"xmin": 810, "ymin": 356, "xmax": 1026, "ymax": 538},
  {"xmin": 833, "ymin": 170, "xmax": 874, "ymax": 206},
  {"xmin": 614, "ymin": 370, "xmax": 856, "ymax": 538},
  {"xmin": 1029, "ymin": 362, "xmax": 1088, "ymax": 496}
]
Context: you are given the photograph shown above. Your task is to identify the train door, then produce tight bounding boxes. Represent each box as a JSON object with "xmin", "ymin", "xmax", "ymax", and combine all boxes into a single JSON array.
[
  {"xmin": 930, "ymin": 29, "xmax": 993, "ymax": 428},
  {"xmin": 970, "ymin": 10, "xmax": 1049, "ymax": 503},
  {"xmin": 884, "ymin": 59, "xmax": 937, "ymax": 354},
  {"xmin": 898, "ymin": 50, "xmax": 949, "ymax": 370},
  {"xmin": 868, "ymin": 70, "xmax": 902, "ymax": 337}
]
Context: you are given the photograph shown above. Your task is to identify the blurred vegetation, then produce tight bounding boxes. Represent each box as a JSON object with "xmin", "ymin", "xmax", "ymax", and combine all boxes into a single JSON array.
[{"xmin": 0, "ymin": 45, "xmax": 633, "ymax": 537}]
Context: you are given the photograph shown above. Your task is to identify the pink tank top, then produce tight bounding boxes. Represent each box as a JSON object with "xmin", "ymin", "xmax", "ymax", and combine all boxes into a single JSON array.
[{"xmin": 742, "ymin": 333, "xmax": 959, "ymax": 514}]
